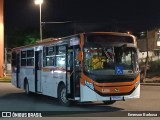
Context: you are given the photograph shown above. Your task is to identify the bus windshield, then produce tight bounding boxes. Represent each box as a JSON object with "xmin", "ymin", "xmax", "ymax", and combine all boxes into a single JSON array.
[{"xmin": 84, "ymin": 46, "xmax": 138, "ymax": 76}]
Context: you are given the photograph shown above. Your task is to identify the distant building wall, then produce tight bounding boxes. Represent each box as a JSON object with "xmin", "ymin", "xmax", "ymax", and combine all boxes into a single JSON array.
[
  {"xmin": 139, "ymin": 51, "xmax": 154, "ymax": 59},
  {"xmin": 137, "ymin": 29, "xmax": 160, "ymax": 52},
  {"xmin": 137, "ymin": 38, "xmax": 146, "ymax": 51}
]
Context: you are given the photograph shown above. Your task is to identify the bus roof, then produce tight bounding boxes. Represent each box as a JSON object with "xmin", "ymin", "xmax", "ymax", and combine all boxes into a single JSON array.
[{"xmin": 12, "ymin": 32, "xmax": 135, "ymax": 51}]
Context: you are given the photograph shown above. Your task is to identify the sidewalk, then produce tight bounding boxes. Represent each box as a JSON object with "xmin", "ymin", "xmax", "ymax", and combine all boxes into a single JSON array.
[{"xmin": 141, "ymin": 76, "xmax": 160, "ymax": 86}]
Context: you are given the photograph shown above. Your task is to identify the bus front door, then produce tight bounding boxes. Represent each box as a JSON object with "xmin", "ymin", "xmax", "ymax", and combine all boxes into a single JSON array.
[
  {"xmin": 35, "ymin": 51, "xmax": 42, "ymax": 93},
  {"xmin": 67, "ymin": 47, "xmax": 80, "ymax": 100}
]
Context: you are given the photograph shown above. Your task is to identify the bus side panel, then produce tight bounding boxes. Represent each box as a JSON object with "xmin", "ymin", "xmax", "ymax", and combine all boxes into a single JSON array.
[
  {"xmin": 11, "ymin": 72, "xmax": 17, "ymax": 87},
  {"xmin": 19, "ymin": 68, "xmax": 35, "ymax": 92},
  {"xmin": 80, "ymin": 84, "xmax": 98, "ymax": 102},
  {"xmin": 41, "ymin": 70, "xmax": 66, "ymax": 98},
  {"xmin": 19, "ymin": 68, "xmax": 25, "ymax": 89},
  {"xmin": 42, "ymin": 71, "xmax": 55, "ymax": 97},
  {"xmin": 124, "ymin": 84, "xmax": 140, "ymax": 99},
  {"xmin": 80, "ymin": 83, "xmax": 140, "ymax": 102},
  {"xmin": 80, "ymin": 84, "xmax": 116, "ymax": 102}
]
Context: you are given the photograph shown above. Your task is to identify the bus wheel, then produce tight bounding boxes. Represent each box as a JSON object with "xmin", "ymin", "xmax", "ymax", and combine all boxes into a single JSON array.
[
  {"xmin": 103, "ymin": 101, "xmax": 116, "ymax": 105},
  {"xmin": 58, "ymin": 84, "xmax": 70, "ymax": 106},
  {"xmin": 24, "ymin": 82, "xmax": 29, "ymax": 94}
]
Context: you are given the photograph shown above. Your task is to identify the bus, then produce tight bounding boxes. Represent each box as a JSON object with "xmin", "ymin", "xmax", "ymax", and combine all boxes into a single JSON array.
[{"xmin": 11, "ymin": 32, "xmax": 140, "ymax": 106}]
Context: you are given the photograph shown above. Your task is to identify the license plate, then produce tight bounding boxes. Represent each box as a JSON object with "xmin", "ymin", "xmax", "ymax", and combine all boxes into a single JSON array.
[{"xmin": 111, "ymin": 96, "xmax": 123, "ymax": 100}]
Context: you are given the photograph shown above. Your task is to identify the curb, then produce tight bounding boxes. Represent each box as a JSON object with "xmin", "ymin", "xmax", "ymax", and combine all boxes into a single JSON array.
[
  {"xmin": 141, "ymin": 83, "xmax": 160, "ymax": 86},
  {"xmin": 0, "ymin": 80, "xmax": 11, "ymax": 83}
]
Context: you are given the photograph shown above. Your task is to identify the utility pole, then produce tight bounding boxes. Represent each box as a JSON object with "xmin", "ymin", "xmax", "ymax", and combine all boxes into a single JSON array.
[{"xmin": 4, "ymin": 48, "xmax": 7, "ymax": 73}]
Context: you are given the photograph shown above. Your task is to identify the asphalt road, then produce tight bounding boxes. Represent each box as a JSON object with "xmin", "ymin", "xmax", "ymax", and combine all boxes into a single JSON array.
[{"xmin": 0, "ymin": 83, "xmax": 160, "ymax": 118}]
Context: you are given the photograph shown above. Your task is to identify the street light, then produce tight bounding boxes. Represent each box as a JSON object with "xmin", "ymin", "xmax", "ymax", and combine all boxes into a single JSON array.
[{"xmin": 35, "ymin": 0, "xmax": 43, "ymax": 41}]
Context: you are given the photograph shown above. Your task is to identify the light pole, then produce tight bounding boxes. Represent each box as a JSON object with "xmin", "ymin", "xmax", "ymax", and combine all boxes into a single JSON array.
[{"xmin": 35, "ymin": 0, "xmax": 43, "ymax": 41}]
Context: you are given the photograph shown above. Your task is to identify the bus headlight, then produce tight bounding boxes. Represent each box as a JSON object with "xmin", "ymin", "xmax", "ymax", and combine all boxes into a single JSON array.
[{"xmin": 135, "ymin": 81, "xmax": 140, "ymax": 88}]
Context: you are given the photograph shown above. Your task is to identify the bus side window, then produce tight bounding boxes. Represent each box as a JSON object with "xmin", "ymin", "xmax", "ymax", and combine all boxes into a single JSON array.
[
  {"xmin": 67, "ymin": 51, "xmax": 73, "ymax": 67},
  {"xmin": 56, "ymin": 46, "xmax": 66, "ymax": 68},
  {"xmin": 12, "ymin": 52, "xmax": 17, "ymax": 72},
  {"xmin": 27, "ymin": 50, "xmax": 34, "ymax": 66},
  {"xmin": 21, "ymin": 51, "xmax": 27, "ymax": 66},
  {"xmin": 75, "ymin": 49, "xmax": 80, "ymax": 66},
  {"xmin": 43, "ymin": 46, "xmax": 55, "ymax": 67},
  {"xmin": 43, "ymin": 47, "xmax": 46, "ymax": 67},
  {"xmin": 12, "ymin": 52, "xmax": 17, "ymax": 66}
]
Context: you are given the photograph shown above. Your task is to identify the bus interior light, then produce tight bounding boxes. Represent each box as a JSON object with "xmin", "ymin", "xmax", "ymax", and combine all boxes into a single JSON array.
[
  {"xmin": 58, "ymin": 60, "xmax": 65, "ymax": 65},
  {"xmin": 54, "ymin": 70, "xmax": 63, "ymax": 73}
]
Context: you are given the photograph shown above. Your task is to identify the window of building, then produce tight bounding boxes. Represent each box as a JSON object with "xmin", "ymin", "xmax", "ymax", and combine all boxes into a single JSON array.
[
  {"xmin": 157, "ymin": 32, "xmax": 160, "ymax": 41},
  {"xmin": 139, "ymin": 32, "xmax": 146, "ymax": 39}
]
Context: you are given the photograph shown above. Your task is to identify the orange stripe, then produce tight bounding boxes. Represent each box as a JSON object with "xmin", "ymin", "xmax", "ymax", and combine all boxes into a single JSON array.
[
  {"xmin": 81, "ymin": 73, "xmax": 140, "ymax": 87},
  {"xmin": 80, "ymin": 33, "xmax": 84, "ymax": 49},
  {"xmin": 42, "ymin": 68, "xmax": 50, "ymax": 72},
  {"xmin": 79, "ymin": 34, "xmax": 84, "ymax": 68},
  {"xmin": 94, "ymin": 84, "xmax": 135, "ymax": 94},
  {"xmin": 80, "ymin": 77, "xmax": 85, "ymax": 85},
  {"xmin": 80, "ymin": 73, "xmax": 140, "ymax": 94}
]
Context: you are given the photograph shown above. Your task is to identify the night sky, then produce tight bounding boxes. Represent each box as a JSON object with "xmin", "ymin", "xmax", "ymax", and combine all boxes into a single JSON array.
[{"xmin": 4, "ymin": 0, "xmax": 160, "ymax": 37}]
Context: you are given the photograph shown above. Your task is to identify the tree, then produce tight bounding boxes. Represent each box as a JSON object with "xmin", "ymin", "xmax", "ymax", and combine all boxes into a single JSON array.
[
  {"xmin": 24, "ymin": 35, "xmax": 39, "ymax": 45},
  {"xmin": 5, "ymin": 28, "xmax": 39, "ymax": 48}
]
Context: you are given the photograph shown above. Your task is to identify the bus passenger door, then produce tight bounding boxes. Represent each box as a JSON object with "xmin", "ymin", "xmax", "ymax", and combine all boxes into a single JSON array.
[
  {"xmin": 67, "ymin": 47, "xmax": 80, "ymax": 99},
  {"xmin": 35, "ymin": 50, "xmax": 42, "ymax": 93}
]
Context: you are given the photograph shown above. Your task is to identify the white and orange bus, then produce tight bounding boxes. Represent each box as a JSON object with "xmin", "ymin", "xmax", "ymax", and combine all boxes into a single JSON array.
[{"xmin": 11, "ymin": 32, "xmax": 140, "ymax": 106}]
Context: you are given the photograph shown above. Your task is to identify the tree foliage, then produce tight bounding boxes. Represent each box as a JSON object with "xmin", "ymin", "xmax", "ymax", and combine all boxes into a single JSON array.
[{"xmin": 6, "ymin": 28, "xmax": 39, "ymax": 48}]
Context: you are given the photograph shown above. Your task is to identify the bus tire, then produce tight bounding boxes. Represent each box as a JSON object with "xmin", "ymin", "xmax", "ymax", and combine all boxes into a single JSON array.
[
  {"xmin": 58, "ymin": 84, "xmax": 70, "ymax": 106},
  {"xmin": 24, "ymin": 81, "xmax": 30, "ymax": 94},
  {"xmin": 103, "ymin": 101, "xmax": 116, "ymax": 105}
]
